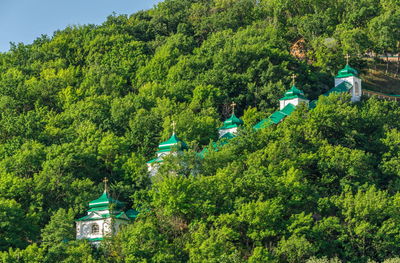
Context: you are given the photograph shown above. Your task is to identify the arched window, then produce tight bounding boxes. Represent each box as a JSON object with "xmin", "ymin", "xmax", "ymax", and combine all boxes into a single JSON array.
[
  {"xmin": 91, "ymin": 223, "xmax": 99, "ymax": 234},
  {"xmin": 355, "ymin": 82, "xmax": 361, "ymax": 96}
]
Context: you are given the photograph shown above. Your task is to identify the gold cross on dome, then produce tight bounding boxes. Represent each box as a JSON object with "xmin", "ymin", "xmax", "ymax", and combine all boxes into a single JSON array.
[
  {"xmin": 103, "ymin": 177, "xmax": 109, "ymax": 192},
  {"xmin": 171, "ymin": 121, "xmax": 176, "ymax": 134},
  {"xmin": 345, "ymin": 54, "xmax": 350, "ymax": 64},
  {"xmin": 230, "ymin": 102, "xmax": 237, "ymax": 114},
  {"xmin": 291, "ymin": 74, "xmax": 297, "ymax": 86}
]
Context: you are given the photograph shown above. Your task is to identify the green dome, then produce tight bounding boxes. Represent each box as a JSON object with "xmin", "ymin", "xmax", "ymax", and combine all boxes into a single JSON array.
[
  {"xmin": 156, "ymin": 133, "xmax": 188, "ymax": 154},
  {"xmin": 279, "ymin": 85, "xmax": 307, "ymax": 101},
  {"xmin": 336, "ymin": 64, "xmax": 358, "ymax": 78},
  {"xmin": 88, "ymin": 191, "xmax": 124, "ymax": 211},
  {"xmin": 77, "ymin": 189, "xmax": 138, "ymax": 222},
  {"xmin": 219, "ymin": 113, "xmax": 244, "ymax": 130}
]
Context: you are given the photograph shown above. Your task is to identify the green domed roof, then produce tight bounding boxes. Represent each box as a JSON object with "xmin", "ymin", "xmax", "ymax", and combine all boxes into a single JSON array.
[
  {"xmin": 88, "ymin": 190, "xmax": 124, "ymax": 211},
  {"xmin": 77, "ymin": 189, "xmax": 138, "ymax": 222},
  {"xmin": 336, "ymin": 64, "xmax": 358, "ymax": 78},
  {"xmin": 279, "ymin": 85, "xmax": 307, "ymax": 101},
  {"xmin": 156, "ymin": 133, "xmax": 188, "ymax": 154},
  {"xmin": 219, "ymin": 113, "xmax": 244, "ymax": 130}
]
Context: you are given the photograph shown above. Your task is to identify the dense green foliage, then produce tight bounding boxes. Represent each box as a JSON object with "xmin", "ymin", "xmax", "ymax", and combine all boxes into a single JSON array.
[{"xmin": 0, "ymin": 0, "xmax": 400, "ymax": 262}]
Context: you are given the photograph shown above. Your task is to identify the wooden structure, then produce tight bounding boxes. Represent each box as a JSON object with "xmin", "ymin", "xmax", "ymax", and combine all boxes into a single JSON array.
[{"xmin": 363, "ymin": 89, "xmax": 400, "ymax": 102}]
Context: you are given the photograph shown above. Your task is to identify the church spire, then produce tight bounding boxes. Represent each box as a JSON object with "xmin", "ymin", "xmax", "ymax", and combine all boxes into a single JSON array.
[
  {"xmin": 345, "ymin": 53, "xmax": 350, "ymax": 65},
  {"xmin": 171, "ymin": 120, "xmax": 176, "ymax": 135},
  {"xmin": 103, "ymin": 177, "xmax": 108, "ymax": 193},
  {"xmin": 291, "ymin": 74, "xmax": 297, "ymax": 87},
  {"xmin": 230, "ymin": 102, "xmax": 237, "ymax": 115}
]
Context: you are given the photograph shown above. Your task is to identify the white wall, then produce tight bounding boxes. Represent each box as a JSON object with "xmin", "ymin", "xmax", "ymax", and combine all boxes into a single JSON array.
[
  {"xmin": 76, "ymin": 218, "xmax": 112, "ymax": 241},
  {"xmin": 147, "ymin": 163, "xmax": 159, "ymax": 176},
  {"xmin": 334, "ymin": 76, "xmax": 362, "ymax": 102},
  {"xmin": 76, "ymin": 218, "xmax": 130, "ymax": 244},
  {"xmin": 113, "ymin": 219, "xmax": 129, "ymax": 235},
  {"xmin": 219, "ymin": 127, "xmax": 237, "ymax": 138},
  {"xmin": 280, "ymin": 98, "xmax": 308, "ymax": 110}
]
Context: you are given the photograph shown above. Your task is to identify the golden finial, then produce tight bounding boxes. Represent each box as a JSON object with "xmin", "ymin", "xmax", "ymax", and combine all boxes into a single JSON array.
[
  {"xmin": 171, "ymin": 121, "xmax": 176, "ymax": 135},
  {"xmin": 291, "ymin": 74, "xmax": 297, "ymax": 86},
  {"xmin": 345, "ymin": 54, "xmax": 350, "ymax": 65},
  {"xmin": 230, "ymin": 102, "xmax": 237, "ymax": 115},
  {"xmin": 103, "ymin": 177, "xmax": 109, "ymax": 192}
]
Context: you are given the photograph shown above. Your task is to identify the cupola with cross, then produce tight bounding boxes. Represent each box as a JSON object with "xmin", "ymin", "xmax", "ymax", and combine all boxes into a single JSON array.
[
  {"xmin": 279, "ymin": 74, "xmax": 309, "ymax": 110},
  {"xmin": 75, "ymin": 178, "xmax": 138, "ymax": 246},
  {"xmin": 146, "ymin": 121, "xmax": 188, "ymax": 176},
  {"xmin": 218, "ymin": 102, "xmax": 244, "ymax": 138},
  {"xmin": 334, "ymin": 54, "xmax": 362, "ymax": 102}
]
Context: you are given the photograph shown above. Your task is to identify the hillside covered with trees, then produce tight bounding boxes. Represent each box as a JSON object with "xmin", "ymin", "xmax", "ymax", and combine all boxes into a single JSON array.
[{"xmin": 0, "ymin": 0, "xmax": 400, "ymax": 262}]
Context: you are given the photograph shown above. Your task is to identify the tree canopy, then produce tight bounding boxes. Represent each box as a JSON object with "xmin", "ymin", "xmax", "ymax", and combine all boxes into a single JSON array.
[{"xmin": 0, "ymin": 0, "xmax": 399, "ymax": 262}]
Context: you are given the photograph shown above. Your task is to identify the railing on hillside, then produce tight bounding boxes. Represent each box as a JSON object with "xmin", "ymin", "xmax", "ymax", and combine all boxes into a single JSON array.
[{"xmin": 363, "ymin": 89, "xmax": 400, "ymax": 101}]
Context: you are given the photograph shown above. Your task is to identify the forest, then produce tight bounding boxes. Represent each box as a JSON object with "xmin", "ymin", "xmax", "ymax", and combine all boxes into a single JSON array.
[{"xmin": 0, "ymin": 0, "xmax": 400, "ymax": 262}]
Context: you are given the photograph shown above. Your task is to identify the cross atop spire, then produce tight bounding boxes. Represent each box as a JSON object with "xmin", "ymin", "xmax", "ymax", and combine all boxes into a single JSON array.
[
  {"xmin": 230, "ymin": 102, "xmax": 237, "ymax": 115},
  {"xmin": 291, "ymin": 74, "xmax": 297, "ymax": 86},
  {"xmin": 103, "ymin": 177, "xmax": 109, "ymax": 192},
  {"xmin": 171, "ymin": 121, "xmax": 176, "ymax": 135},
  {"xmin": 345, "ymin": 54, "xmax": 350, "ymax": 65}
]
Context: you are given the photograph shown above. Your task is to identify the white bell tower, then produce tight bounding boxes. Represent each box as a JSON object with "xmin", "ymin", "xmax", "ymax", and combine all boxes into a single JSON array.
[{"xmin": 334, "ymin": 55, "xmax": 362, "ymax": 102}]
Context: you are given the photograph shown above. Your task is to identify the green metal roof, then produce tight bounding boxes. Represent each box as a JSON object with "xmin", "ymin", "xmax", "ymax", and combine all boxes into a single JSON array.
[
  {"xmin": 77, "ymin": 211, "xmax": 131, "ymax": 222},
  {"xmin": 280, "ymin": 103, "xmax": 297, "ymax": 115},
  {"xmin": 88, "ymin": 191, "xmax": 124, "ymax": 210},
  {"xmin": 309, "ymin": 81, "xmax": 353, "ymax": 109},
  {"xmin": 336, "ymin": 64, "xmax": 359, "ymax": 78},
  {"xmin": 309, "ymin": 100, "xmax": 318, "ymax": 109},
  {"xmin": 279, "ymin": 95, "xmax": 308, "ymax": 100},
  {"xmin": 326, "ymin": 81, "xmax": 353, "ymax": 94},
  {"xmin": 253, "ymin": 103, "xmax": 296, "ymax": 130},
  {"xmin": 198, "ymin": 132, "xmax": 236, "ymax": 158},
  {"xmin": 269, "ymin": 111, "xmax": 286, "ymax": 124},
  {"xmin": 88, "ymin": 238, "xmax": 104, "ymax": 242},
  {"xmin": 219, "ymin": 113, "xmax": 244, "ymax": 130},
  {"xmin": 159, "ymin": 133, "xmax": 180, "ymax": 146},
  {"xmin": 253, "ymin": 118, "xmax": 274, "ymax": 130},
  {"xmin": 115, "ymin": 212, "xmax": 130, "ymax": 220},
  {"xmin": 156, "ymin": 133, "xmax": 188, "ymax": 153},
  {"xmin": 279, "ymin": 85, "xmax": 308, "ymax": 101},
  {"xmin": 126, "ymin": 209, "xmax": 139, "ymax": 219},
  {"xmin": 147, "ymin": 133, "xmax": 187, "ymax": 164},
  {"xmin": 77, "ymin": 188, "xmax": 138, "ymax": 223},
  {"xmin": 76, "ymin": 212, "xmax": 112, "ymax": 221},
  {"xmin": 220, "ymin": 132, "xmax": 236, "ymax": 140}
]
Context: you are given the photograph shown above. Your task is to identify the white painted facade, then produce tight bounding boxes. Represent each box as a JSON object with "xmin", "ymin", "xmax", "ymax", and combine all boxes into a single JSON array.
[
  {"xmin": 219, "ymin": 127, "xmax": 237, "ymax": 138},
  {"xmin": 147, "ymin": 151, "xmax": 181, "ymax": 176},
  {"xmin": 76, "ymin": 217, "xmax": 112, "ymax": 241},
  {"xmin": 334, "ymin": 75, "xmax": 362, "ymax": 102},
  {"xmin": 279, "ymin": 97, "xmax": 309, "ymax": 110},
  {"xmin": 147, "ymin": 163, "xmax": 160, "ymax": 176},
  {"xmin": 76, "ymin": 212, "xmax": 129, "ymax": 246}
]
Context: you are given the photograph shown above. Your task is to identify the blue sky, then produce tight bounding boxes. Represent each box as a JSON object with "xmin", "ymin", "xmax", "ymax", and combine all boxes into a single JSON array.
[{"xmin": 0, "ymin": 0, "xmax": 163, "ymax": 52}]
